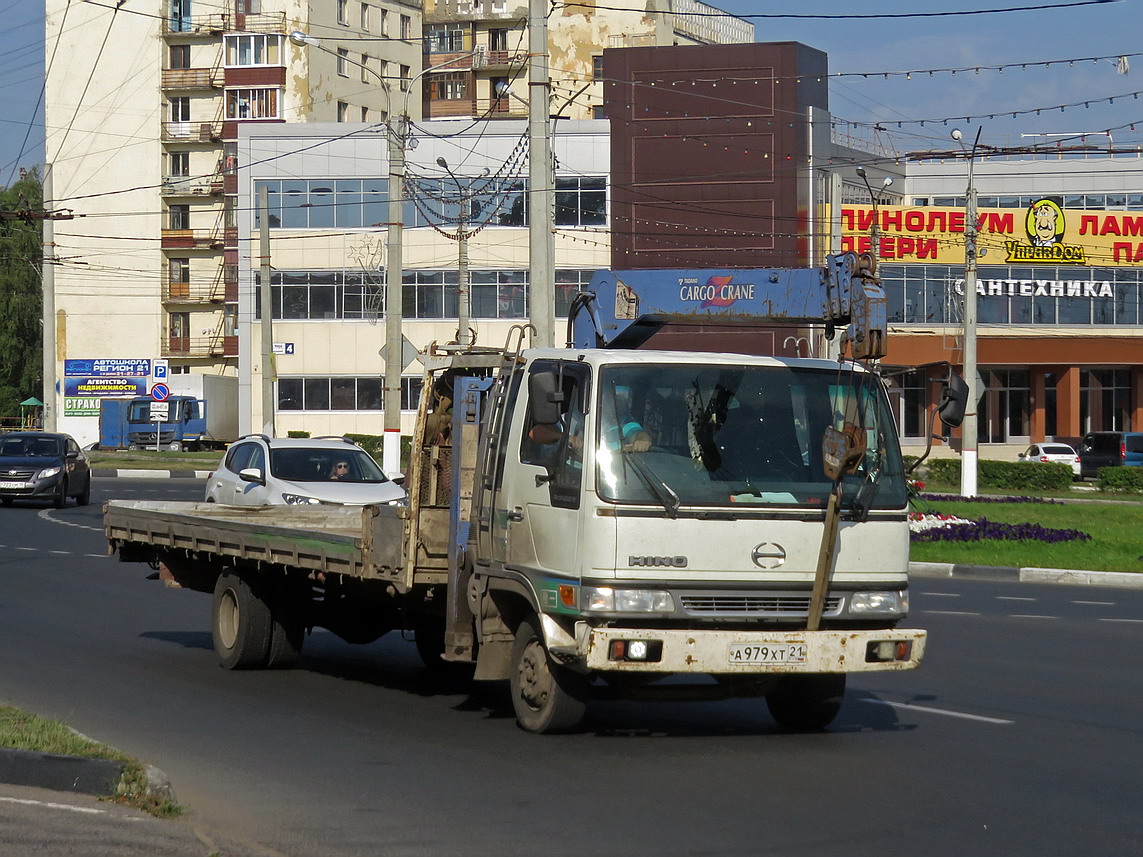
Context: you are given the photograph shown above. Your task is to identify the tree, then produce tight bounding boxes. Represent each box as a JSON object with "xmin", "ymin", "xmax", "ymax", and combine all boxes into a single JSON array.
[{"xmin": 0, "ymin": 168, "xmax": 43, "ymax": 419}]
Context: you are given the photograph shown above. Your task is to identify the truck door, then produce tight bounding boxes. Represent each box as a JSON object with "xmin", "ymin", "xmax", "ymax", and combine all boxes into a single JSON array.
[{"xmin": 493, "ymin": 360, "xmax": 588, "ymax": 577}]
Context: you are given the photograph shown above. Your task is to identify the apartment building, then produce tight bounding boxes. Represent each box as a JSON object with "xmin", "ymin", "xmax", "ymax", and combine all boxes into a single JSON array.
[
  {"xmin": 44, "ymin": 0, "xmax": 420, "ymax": 445},
  {"xmin": 420, "ymin": 0, "xmax": 754, "ymax": 122}
]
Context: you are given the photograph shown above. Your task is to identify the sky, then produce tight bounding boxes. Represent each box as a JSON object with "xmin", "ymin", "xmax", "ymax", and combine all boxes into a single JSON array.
[{"xmin": 1, "ymin": 0, "xmax": 1140, "ymax": 184}]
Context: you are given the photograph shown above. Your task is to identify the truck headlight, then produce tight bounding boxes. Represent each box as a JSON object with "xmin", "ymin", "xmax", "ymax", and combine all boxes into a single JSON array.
[
  {"xmin": 38, "ymin": 466, "xmax": 61, "ymax": 479},
  {"xmin": 582, "ymin": 587, "xmax": 674, "ymax": 614},
  {"xmin": 281, "ymin": 493, "xmax": 320, "ymax": 505},
  {"xmin": 849, "ymin": 591, "xmax": 908, "ymax": 615}
]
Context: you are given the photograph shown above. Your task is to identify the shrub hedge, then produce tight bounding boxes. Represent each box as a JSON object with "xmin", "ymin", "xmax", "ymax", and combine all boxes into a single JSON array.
[
  {"xmin": 1098, "ymin": 466, "xmax": 1143, "ymax": 493},
  {"xmin": 923, "ymin": 458, "xmax": 1074, "ymax": 492}
]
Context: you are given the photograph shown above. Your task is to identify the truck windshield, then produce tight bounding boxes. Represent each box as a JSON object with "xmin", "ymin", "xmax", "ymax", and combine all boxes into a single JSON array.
[{"xmin": 594, "ymin": 363, "xmax": 906, "ymax": 511}]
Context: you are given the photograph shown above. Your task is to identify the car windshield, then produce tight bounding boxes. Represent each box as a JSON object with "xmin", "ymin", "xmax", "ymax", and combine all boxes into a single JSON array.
[
  {"xmin": 594, "ymin": 363, "xmax": 906, "ymax": 511},
  {"xmin": 269, "ymin": 448, "xmax": 388, "ymax": 483},
  {"xmin": 0, "ymin": 437, "xmax": 62, "ymax": 457}
]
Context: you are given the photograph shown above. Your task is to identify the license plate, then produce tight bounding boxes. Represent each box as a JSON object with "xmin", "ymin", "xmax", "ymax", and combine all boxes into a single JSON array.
[
  {"xmin": 0, "ymin": 481, "xmax": 27, "ymax": 489},
  {"xmin": 728, "ymin": 642, "xmax": 808, "ymax": 665}
]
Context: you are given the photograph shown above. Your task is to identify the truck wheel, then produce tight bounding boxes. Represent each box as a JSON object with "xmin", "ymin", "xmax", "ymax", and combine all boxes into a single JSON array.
[
  {"xmin": 212, "ymin": 570, "xmax": 272, "ymax": 669},
  {"xmin": 264, "ymin": 578, "xmax": 308, "ymax": 669},
  {"xmin": 510, "ymin": 615, "xmax": 588, "ymax": 733},
  {"xmin": 75, "ymin": 477, "xmax": 91, "ymax": 507},
  {"xmin": 765, "ymin": 673, "xmax": 847, "ymax": 731}
]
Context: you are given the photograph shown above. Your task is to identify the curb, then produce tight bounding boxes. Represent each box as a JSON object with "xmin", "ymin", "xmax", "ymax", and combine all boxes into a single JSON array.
[
  {"xmin": 910, "ymin": 561, "xmax": 1143, "ymax": 588},
  {"xmin": 0, "ymin": 748, "xmax": 124, "ymax": 796},
  {"xmin": 92, "ymin": 469, "xmax": 211, "ymax": 479}
]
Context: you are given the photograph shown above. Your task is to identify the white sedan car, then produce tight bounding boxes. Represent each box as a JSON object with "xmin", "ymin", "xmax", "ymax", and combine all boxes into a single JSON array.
[
  {"xmin": 1017, "ymin": 442, "xmax": 1081, "ymax": 478},
  {"xmin": 205, "ymin": 435, "xmax": 405, "ymax": 506}
]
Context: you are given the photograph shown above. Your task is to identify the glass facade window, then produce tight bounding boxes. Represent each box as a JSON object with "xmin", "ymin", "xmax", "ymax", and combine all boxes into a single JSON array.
[
  {"xmin": 1081, "ymin": 369, "xmax": 1131, "ymax": 433},
  {"xmin": 226, "ymin": 88, "xmax": 279, "ymax": 119},
  {"xmin": 255, "ymin": 270, "xmax": 383, "ymax": 320},
  {"xmin": 278, "ymin": 376, "xmax": 421, "ymax": 411},
  {"xmin": 555, "ymin": 176, "xmax": 607, "ymax": 226},
  {"xmin": 255, "ymin": 179, "xmax": 390, "ymax": 229},
  {"xmin": 225, "ymin": 34, "xmax": 282, "ymax": 67}
]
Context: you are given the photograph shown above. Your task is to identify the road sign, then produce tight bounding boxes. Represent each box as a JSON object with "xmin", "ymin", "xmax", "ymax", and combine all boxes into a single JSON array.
[
  {"xmin": 153, "ymin": 359, "xmax": 169, "ymax": 380},
  {"xmin": 150, "ymin": 383, "xmax": 171, "ymax": 402},
  {"xmin": 150, "ymin": 401, "xmax": 169, "ymax": 421},
  {"xmin": 272, "ymin": 342, "xmax": 295, "ymax": 355},
  {"xmin": 378, "ymin": 335, "xmax": 419, "ymax": 372}
]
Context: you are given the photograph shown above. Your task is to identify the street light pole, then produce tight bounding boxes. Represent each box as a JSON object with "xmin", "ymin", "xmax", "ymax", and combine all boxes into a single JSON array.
[{"xmin": 952, "ymin": 128, "xmax": 981, "ymax": 497}]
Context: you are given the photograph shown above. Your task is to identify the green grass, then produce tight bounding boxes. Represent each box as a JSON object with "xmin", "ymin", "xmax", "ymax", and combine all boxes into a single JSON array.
[
  {"xmin": 88, "ymin": 449, "xmax": 219, "ymax": 472},
  {"xmin": 0, "ymin": 705, "xmax": 181, "ymax": 817},
  {"xmin": 910, "ymin": 496, "xmax": 1143, "ymax": 572}
]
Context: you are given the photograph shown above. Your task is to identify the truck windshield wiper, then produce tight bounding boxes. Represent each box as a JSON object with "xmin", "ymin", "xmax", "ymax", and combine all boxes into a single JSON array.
[{"xmin": 621, "ymin": 450, "xmax": 681, "ymax": 518}]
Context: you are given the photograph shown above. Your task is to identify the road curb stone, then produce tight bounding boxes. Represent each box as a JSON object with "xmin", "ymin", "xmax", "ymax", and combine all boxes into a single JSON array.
[{"xmin": 910, "ymin": 560, "xmax": 1143, "ymax": 588}]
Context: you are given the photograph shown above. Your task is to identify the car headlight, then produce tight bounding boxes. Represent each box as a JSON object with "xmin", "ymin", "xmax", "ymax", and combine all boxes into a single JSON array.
[
  {"xmin": 582, "ymin": 586, "xmax": 675, "ymax": 614},
  {"xmin": 281, "ymin": 493, "xmax": 320, "ymax": 505},
  {"xmin": 38, "ymin": 466, "xmax": 61, "ymax": 479},
  {"xmin": 850, "ymin": 590, "xmax": 908, "ymax": 615}
]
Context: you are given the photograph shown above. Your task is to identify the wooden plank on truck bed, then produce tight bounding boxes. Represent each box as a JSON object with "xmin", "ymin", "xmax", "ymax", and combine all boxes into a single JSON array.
[{"xmin": 104, "ymin": 500, "xmax": 385, "ymax": 578}]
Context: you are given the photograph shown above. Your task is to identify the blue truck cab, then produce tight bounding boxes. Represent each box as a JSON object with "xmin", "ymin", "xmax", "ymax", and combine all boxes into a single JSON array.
[{"xmin": 126, "ymin": 395, "xmax": 208, "ymax": 451}]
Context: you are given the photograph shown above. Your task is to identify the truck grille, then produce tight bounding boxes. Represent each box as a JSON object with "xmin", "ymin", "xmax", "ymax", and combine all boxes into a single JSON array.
[{"xmin": 680, "ymin": 594, "xmax": 842, "ymax": 617}]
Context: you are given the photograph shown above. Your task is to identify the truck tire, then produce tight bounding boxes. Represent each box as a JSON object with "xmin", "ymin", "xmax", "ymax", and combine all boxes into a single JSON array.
[
  {"xmin": 264, "ymin": 578, "xmax": 308, "ymax": 669},
  {"xmin": 510, "ymin": 615, "xmax": 588, "ymax": 733},
  {"xmin": 765, "ymin": 673, "xmax": 847, "ymax": 731},
  {"xmin": 212, "ymin": 570, "xmax": 272, "ymax": 669}
]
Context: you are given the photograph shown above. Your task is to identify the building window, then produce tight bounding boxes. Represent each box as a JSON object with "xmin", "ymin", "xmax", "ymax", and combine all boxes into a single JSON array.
[
  {"xmin": 554, "ymin": 269, "xmax": 601, "ymax": 317},
  {"xmin": 379, "ymin": 9, "xmax": 388, "ymax": 36},
  {"xmin": 360, "ymin": 105, "xmax": 369, "ymax": 122},
  {"xmin": 360, "ymin": 2, "xmax": 370, "ymax": 30},
  {"xmin": 424, "ymin": 24, "xmax": 465, "ymax": 53},
  {"xmin": 256, "ymin": 269, "xmax": 384, "ymax": 320},
  {"xmin": 337, "ymin": 101, "xmax": 349, "ymax": 122},
  {"xmin": 278, "ymin": 377, "xmax": 421, "ymax": 412},
  {"xmin": 169, "ymin": 311, "xmax": 190, "ymax": 340},
  {"xmin": 555, "ymin": 176, "xmax": 607, "ymax": 226},
  {"xmin": 435, "ymin": 73, "xmax": 468, "ymax": 100},
  {"xmin": 337, "ymin": 0, "xmax": 349, "ymax": 25},
  {"xmin": 337, "ymin": 47, "xmax": 349, "ymax": 77},
  {"xmin": 169, "ymin": 44, "xmax": 191, "ymax": 69},
  {"xmin": 591, "ymin": 54, "xmax": 603, "ymax": 80},
  {"xmin": 255, "ymin": 179, "xmax": 389, "ymax": 229},
  {"xmin": 399, "ymin": 65, "xmax": 410, "ymax": 91},
  {"xmin": 169, "ymin": 258, "xmax": 190, "ymax": 284},
  {"xmin": 402, "ymin": 270, "xmax": 529, "ymax": 320},
  {"xmin": 168, "ymin": 151, "xmax": 190, "ymax": 177},
  {"xmin": 400, "ymin": 14, "xmax": 411, "ymax": 40},
  {"xmin": 224, "ymin": 34, "xmax": 282, "ymax": 67},
  {"xmin": 225, "ymin": 88, "xmax": 280, "ymax": 119},
  {"xmin": 360, "ymin": 54, "xmax": 371, "ymax": 83},
  {"xmin": 169, "ymin": 0, "xmax": 191, "ymax": 32},
  {"xmin": 168, "ymin": 204, "xmax": 190, "ymax": 230},
  {"xmin": 169, "ymin": 97, "xmax": 190, "ymax": 122},
  {"xmin": 489, "ymin": 28, "xmax": 509, "ymax": 51}
]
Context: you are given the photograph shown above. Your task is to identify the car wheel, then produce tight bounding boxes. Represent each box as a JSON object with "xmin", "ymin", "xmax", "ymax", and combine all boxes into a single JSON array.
[
  {"xmin": 75, "ymin": 476, "xmax": 91, "ymax": 506},
  {"xmin": 52, "ymin": 479, "xmax": 67, "ymax": 509},
  {"xmin": 0, "ymin": 498, "xmax": 12, "ymax": 506}
]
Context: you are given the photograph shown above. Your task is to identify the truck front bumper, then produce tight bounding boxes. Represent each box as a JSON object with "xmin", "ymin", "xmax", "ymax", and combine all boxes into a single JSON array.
[{"xmin": 580, "ymin": 627, "xmax": 926, "ymax": 674}]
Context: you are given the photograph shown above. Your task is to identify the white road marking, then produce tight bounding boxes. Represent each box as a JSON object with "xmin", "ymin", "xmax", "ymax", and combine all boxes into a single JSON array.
[
  {"xmin": 1098, "ymin": 618, "xmax": 1143, "ymax": 624},
  {"xmin": 1009, "ymin": 614, "xmax": 1059, "ymax": 620},
  {"xmin": 1074, "ymin": 600, "xmax": 1114, "ymax": 606},
  {"xmin": 37, "ymin": 508, "xmax": 103, "ymax": 532},
  {"xmin": 996, "ymin": 596, "xmax": 1035, "ymax": 601},
  {"xmin": 921, "ymin": 592, "xmax": 961, "ymax": 597},
  {"xmin": 924, "ymin": 610, "xmax": 981, "ymax": 616},
  {"xmin": 861, "ymin": 699, "xmax": 1014, "ymax": 724},
  {"xmin": 0, "ymin": 796, "xmax": 106, "ymax": 815}
]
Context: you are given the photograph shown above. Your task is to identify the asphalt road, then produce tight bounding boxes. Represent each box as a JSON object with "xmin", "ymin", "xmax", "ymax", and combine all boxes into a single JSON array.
[{"xmin": 1, "ymin": 478, "xmax": 1141, "ymax": 856}]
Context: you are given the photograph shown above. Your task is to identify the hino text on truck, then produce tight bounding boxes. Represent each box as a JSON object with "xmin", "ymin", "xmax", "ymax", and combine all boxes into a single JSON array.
[{"xmin": 105, "ymin": 251, "xmax": 967, "ymax": 732}]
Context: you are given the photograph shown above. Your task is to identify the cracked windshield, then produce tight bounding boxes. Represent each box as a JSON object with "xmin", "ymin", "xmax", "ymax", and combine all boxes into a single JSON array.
[{"xmin": 594, "ymin": 364, "xmax": 905, "ymax": 510}]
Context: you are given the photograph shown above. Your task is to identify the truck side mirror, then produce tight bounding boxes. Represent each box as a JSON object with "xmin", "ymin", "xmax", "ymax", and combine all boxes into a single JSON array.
[
  {"xmin": 528, "ymin": 371, "xmax": 564, "ymax": 426},
  {"xmin": 937, "ymin": 372, "xmax": 968, "ymax": 430}
]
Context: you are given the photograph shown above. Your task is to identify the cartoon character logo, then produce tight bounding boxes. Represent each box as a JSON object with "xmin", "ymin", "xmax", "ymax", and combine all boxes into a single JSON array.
[
  {"xmin": 700, "ymin": 276, "xmax": 736, "ymax": 308},
  {"xmin": 1026, "ymin": 198, "xmax": 1065, "ymax": 247}
]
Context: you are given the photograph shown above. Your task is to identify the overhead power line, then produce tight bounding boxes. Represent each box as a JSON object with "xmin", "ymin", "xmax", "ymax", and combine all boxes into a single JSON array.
[{"xmin": 556, "ymin": 0, "xmax": 1118, "ymax": 19}]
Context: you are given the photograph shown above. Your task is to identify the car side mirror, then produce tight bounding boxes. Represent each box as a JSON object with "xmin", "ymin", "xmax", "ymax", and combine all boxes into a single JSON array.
[
  {"xmin": 387, "ymin": 471, "xmax": 405, "ymax": 486},
  {"xmin": 238, "ymin": 467, "xmax": 265, "ymax": 485}
]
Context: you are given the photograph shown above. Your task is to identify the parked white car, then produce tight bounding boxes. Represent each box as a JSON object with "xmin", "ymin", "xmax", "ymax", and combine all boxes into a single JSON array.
[
  {"xmin": 1017, "ymin": 442, "xmax": 1081, "ymax": 478},
  {"xmin": 205, "ymin": 435, "xmax": 405, "ymax": 506}
]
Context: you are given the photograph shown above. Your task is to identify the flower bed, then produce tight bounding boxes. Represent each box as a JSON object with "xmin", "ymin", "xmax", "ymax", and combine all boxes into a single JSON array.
[{"xmin": 910, "ymin": 515, "xmax": 1091, "ymax": 544}]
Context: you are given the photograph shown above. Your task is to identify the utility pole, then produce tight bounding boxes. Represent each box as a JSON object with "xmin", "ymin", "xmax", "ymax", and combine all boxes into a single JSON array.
[
  {"xmin": 259, "ymin": 185, "xmax": 275, "ymax": 436},
  {"xmin": 383, "ymin": 115, "xmax": 405, "ymax": 475},
  {"xmin": 528, "ymin": 0, "xmax": 554, "ymax": 347},
  {"xmin": 953, "ymin": 128, "xmax": 981, "ymax": 497},
  {"xmin": 41, "ymin": 164, "xmax": 57, "ymax": 432}
]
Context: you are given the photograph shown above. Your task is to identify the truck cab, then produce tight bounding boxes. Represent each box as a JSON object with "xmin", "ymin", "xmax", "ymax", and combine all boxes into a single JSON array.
[{"xmin": 127, "ymin": 395, "xmax": 206, "ymax": 450}]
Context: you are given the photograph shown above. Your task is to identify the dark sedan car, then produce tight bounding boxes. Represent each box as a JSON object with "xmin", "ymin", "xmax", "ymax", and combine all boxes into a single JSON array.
[{"xmin": 0, "ymin": 432, "xmax": 91, "ymax": 507}]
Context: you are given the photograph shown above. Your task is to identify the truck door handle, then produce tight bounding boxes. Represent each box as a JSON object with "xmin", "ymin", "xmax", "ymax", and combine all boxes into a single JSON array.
[{"xmin": 507, "ymin": 506, "xmax": 524, "ymax": 522}]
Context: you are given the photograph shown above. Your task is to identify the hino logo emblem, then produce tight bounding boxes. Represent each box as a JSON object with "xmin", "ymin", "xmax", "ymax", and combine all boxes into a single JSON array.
[
  {"xmin": 751, "ymin": 542, "xmax": 787, "ymax": 569},
  {"xmin": 628, "ymin": 556, "xmax": 688, "ymax": 568}
]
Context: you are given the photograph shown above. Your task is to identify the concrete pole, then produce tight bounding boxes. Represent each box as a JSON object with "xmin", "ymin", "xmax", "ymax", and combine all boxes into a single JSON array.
[
  {"xmin": 382, "ymin": 117, "xmax": 405, "ymax": 475},
  {"xmin": 259, "ymin": 185, "xmax": 275, "ymax": 436},
  {"xmin": 960, "ymin": 161, "xmax": 980, "ymax": 497},
  {"xmin": 41, "ymin": 164, "xmax": 57, "ymax": 431},
  {"xmin": 527, "ymin": 0, "xmax": 554, "ymax": 347}
]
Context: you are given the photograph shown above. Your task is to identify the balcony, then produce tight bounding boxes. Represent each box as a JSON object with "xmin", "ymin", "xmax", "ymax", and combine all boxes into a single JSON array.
[
  {"xmin": 161, "ymin": 68, "xmax": 223, "ymax": 90},
  {"xmin": 163, "ymin": 11, "xmax": 286, "ymax": 36},
  {"xmin": 162, "ymin": 121, "xmax": 224, "ymax": 143},
  {"xmin": 163, "ymin": 336, "xmax": 232, "ymax": 358},
  {"xmin": 425, "ymin": 96, "xmax": 527, "ymax": 120},
  {"xmin": 480, "ymin": 48, "xmax": 527, "ymax": 69},
  {"xmin": 160, "ymin": 174, "xmax": 225, "ymax": 197},
  {"xmin": 161, "ymin": 228, "xmax": 227, "ymax": 249},
  {"xmin": 162, "ymin": 270, "xmax": 226, "ymax": 303}
]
